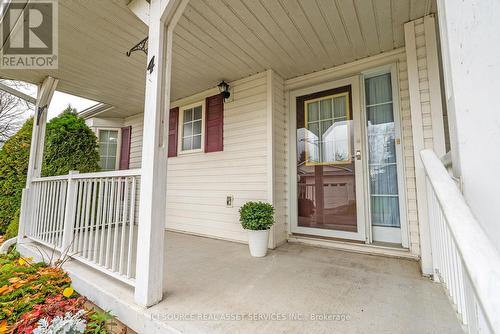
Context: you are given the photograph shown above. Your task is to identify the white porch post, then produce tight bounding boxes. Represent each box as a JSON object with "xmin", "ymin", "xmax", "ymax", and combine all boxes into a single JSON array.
[
  {"xmin": 18, "ymin": 77, "xmax": 58, "ymax": 242},
  {"xmin": 134, "ymin": 0, "xmax": 187, "ymax": 307},
  {"xmin": 26, "ymin": 76, "xmax": 59, "ymax": 185},
  {"xmin": 436, "ymin": 0, "xmax": 500, "ymax": 254}
]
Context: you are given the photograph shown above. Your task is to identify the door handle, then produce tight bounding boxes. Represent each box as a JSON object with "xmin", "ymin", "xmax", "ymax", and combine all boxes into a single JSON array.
[{"xmin": 355, "ymin": 150, "xmax": 361, "ymax": 161}]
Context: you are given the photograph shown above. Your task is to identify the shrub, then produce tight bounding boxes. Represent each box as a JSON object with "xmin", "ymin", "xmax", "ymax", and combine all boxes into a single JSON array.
[
  {"xmin": 239, "ymin": 201, "xmax": 274, "ymax": 231},
  {"xmin": 0, "ymin": 119, "xmax": 32, "ymax": 234},
  {"xmin": 0, "ymin": 110, "xmax": 100, "ymax": 236},
  {"xmin": 5, "ymin": 209, "xmax": 20, "ymax": 239},
  {"xmin": 42, "ymin": 108, "xmax": 100, "ymax": 176},
  {"xmin": 14, "ymin": 295, "xmax": 87, "ymax": 334},
  {"xmin": 0, "ymin": 252, "xmax": 72, "ymax": 325}
]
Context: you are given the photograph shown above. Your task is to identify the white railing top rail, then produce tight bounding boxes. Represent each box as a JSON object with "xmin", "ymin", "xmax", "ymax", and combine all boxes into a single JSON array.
[
  {"xmin": 32, "ymin": 169, "xmax": 142, "ymax": 183},
  {"xmin": 420, "ymin": 149, "xmax": 500, "ymax": 331}
]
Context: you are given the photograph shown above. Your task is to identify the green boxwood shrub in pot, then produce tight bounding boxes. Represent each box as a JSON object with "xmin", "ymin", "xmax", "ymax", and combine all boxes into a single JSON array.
[{"xmin": 239, "ymin": 201, "xmax": 274, "ymax": 257}]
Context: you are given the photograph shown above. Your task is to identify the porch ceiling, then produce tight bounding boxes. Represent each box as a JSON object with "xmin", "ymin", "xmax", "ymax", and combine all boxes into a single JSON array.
[
  {"xmin": 172, "ymin": 0, "xmax": 437, "ymax": 92},
  {"xmin": 0, "ymin": 0, "xmax": 148, "ymax": 115},
  {"xmin": 0, "ymin": 0, "xmax": 436, "ymax": 118}
]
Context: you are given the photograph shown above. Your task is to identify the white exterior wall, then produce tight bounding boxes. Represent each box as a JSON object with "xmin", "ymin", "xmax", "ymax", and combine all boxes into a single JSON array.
[
  {"xmin": 404, "ymin": 15, "xmax": 447, "ymax": 272},
  {"xmin": 271, "ymin": 72, "xmax": 288, "ymax": 246},
  {"xmin": 124, "ymin": 114, "xmax": 144, "ymax": 170},
  {"xmin": 167, "ymin": 73, "xmax": 268, "ymax": 242},
  {"xmin": 125, "ymin": 72, "xmax": 273, "ymax": 243},
  {"xmin": 397, "ymin": 55, "xmax": 421, "ymax": 256},
  {"xmin": 436, "ymin": 0, "xmax": 500, "ymax": 253}
]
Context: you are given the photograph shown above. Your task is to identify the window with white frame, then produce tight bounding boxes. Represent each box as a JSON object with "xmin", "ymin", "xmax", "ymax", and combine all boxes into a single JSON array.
[
  {"xmin": 98, "ymin": 129, "xmax": 119, "ymax": 171},
  {"xmin": 180, "ymin": 104, "xmax": 203, "ymax": 152}
]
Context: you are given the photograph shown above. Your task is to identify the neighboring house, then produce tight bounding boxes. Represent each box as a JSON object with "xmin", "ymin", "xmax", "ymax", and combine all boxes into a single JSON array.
[{"xmin": 2, "ymin": 0, "xmax": 499, "ymax": 333}]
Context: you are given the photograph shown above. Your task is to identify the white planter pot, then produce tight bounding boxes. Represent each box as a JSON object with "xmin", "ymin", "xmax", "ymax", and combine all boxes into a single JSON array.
[{"xmin": 247, "ymin": 229, "xmax": 270, "ymax": 257}]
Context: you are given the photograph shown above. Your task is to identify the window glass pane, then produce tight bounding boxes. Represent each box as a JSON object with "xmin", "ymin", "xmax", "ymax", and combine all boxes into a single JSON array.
[
  {"xmin": 365, "ymin": 73, "xmax": 392, "ymax": 105},
  {"xmin": 333, "ymin": 96, "xmax": 346, "ymax": 118},
  {"xmin": 193, "ymin": 106, "xmax": 202, "ymax": 120},
  {"xmin": 370, "ymin": 196, "xmax": 400, "ymax": 227},
  {"xmin": 308, "ymin": 122, "xmax": 319, "ymax": 137},
  {"xmin": 320, "ymin": 99, "xmax": 332, "ymax": 119},
  {"xmin": 193, "ymin": 120, "xmax": 202, "ymax": 135},
  {"xmin": 332, "ymin": 122, "xmax": 349, "ymax": 161},
  {"xmin": 182, "ymin": 137, "xmax": 192, "ymax": 151},
  {"xmin": 320, "ymin": 120, "xmax": 333, "ymax": 135},
  {"xmin": 307, "ymin": 102, "xmax": 319, "ymax": 122},
  {"xmin": 183, "ymin": 123, "xmax": 192, "ymax": 137},
  {"xmin": 367, "ymin": 105, "xmax": 396, "ymax": 164},
  {"xmin": 98, "ymin": 130, "xmax": 118, "ymax": 171},
  {"xmin": 305, "ymin": 95, "xmax": 351, "ymax": 164},
  {"xmin": 306, "ymin": 133, "xmax": 320, "ymax": 164},
  {"xmin": 99, "ymin": 143, "xmax": 108, "ymax": 156},
  {"xmin": 181, "ymin": 105, "xmax": 203, "ymax": 152},
  {"xmin": 367, "ymin": 104, "xmax": 394, "ymax": 124},
  {"xmin": 365, "ymin": 73, "xmax": 400, "ymax": 228},
  {"xmin": 99, "ymin": 131, "xmax": 108, "ymax": 142},
  {"xmin": 106, "ymin": 157, "xmax": 116, "ymax": 171},
  {"xmin": 192, "ymin": 135, "xmax": 202, "ymax": 149},
  {"xmin": 108, "ymin": 132, "xmax": 118, "ymax": 143},
  {"xmin": 370, "ymin": 165, "xmax": 399, "ymax": 195},
  {"xmin": 184, "ymin": 108, "xmax": 193, "ymax": 122}
]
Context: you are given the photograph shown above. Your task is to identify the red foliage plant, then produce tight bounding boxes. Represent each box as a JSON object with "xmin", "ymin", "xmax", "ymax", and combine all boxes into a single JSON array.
[{"xmin": 12, "ymin": 295, "xmax": 87, "ymax": 334}]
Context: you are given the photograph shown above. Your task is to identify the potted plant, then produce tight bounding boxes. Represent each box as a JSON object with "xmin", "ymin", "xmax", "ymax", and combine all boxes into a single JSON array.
[{"xmin": 239, "ymin": 201, "xmax": 275, "ymax": 257}]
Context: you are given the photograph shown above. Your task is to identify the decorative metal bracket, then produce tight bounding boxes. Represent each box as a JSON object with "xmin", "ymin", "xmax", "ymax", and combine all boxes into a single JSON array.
[
  {"xmin": 147, "ymin": 56, "xmax": 155, "ymax": 74},
  {"xmin": 36, "ymin": 105, "xmax": 48, "ymax": 125},
  {"xmin": 126, "ymin": 37, "xmax": 149, "ymax": 57}
]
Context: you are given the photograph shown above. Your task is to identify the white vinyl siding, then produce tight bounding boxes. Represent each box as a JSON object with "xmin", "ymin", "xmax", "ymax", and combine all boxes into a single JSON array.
[
  {"xmin": 124, "ymin": 114, "xmax": 144, "ymax": 170},
  {"xmin": 401, "ymin": 16, "xmax": 447, "ymax": 256},
  {"xmin": 398, "ymin": 54, "xmax": 420, "ymax": 255},
  {"xmin": 272, "ymin": 72, "xmax": 288, "ymax": 246},
  {"xmin": 123, "ymin": 72, "xmax": 270, "ymax": 243},
  {"xmin": 167, "ymin": 73, "xmax": 268, "ymax": 242}
]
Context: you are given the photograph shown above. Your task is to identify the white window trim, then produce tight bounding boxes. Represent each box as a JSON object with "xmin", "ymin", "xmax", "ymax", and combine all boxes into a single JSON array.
[
  {"xmin": 97, "ymin": 127, "xmax": 122, "ymax": 171},
  {"xmin": 178, "ymin": 100, "xmax": 205, "ymax": 155}
]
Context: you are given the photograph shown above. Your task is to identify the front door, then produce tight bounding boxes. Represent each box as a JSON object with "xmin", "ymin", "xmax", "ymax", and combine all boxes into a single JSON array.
[{"xmin": 293, "ymin": 81, "xmax": 366, "ymax": 241}]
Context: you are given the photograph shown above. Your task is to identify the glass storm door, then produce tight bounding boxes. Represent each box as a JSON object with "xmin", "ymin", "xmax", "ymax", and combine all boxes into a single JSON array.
[
  {"xmin": 295, "ymin": 84, "xmax": 365, "ymax": 240},
  {"xmin": 365, "ymin": 72, "xmax": 403, "ymax": 244}
]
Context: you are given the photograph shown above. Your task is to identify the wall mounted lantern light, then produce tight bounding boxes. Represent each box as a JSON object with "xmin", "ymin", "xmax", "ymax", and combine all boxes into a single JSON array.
[{"xmin": 217, "ymin": 80, "xmax": 231, "ymax": 101}]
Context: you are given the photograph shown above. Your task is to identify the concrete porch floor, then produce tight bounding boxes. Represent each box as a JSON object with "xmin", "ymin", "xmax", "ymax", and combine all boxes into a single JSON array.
[{"xmin": 19, "ymin": 231, "xmax": 463, "ymax": 333}]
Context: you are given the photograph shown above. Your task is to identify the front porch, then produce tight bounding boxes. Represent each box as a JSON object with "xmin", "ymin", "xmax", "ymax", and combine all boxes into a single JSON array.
[
  {"xmin": 3, "ymin": 0, "xmax": 499, "ymax": 332},
  {"xmin": 18, "ymin": 231, "xmax": 462, "ymax": 334}
]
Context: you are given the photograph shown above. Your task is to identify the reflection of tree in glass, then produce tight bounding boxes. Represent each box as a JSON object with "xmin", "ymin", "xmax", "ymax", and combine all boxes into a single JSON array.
[{"xmin": 335, "ymin": 152, "xmax": 348, "ymax": 162}]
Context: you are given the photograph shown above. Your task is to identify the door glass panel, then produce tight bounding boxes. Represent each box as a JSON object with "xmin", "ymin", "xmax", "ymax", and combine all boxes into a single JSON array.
[
  {"xmin": 297, "ymin": 88, "xmax": 357, "ymax": 232},
  {"xmin": 365, "ymin": 73, "xmax": 400, "ymax": 227}
]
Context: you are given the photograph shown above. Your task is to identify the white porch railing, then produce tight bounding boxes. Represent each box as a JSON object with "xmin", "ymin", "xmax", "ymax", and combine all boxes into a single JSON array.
[
  {"xmin": 25, "ymin": 169, "xmax": 141, "ymax": 286},
  {"xmin": 421, "ymin": 150, "xmax": 500, "ymax": 333}
]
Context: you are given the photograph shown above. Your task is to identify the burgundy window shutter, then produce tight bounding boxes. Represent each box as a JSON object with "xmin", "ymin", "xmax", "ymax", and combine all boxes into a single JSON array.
[
  {"xmin": 119, "ymin": 126, "xmax": 132, "ymax": 170},
  {"xmin": 168, "ymin": 107, "xmax": 179, "ymax": 157},
  {"xmin": 205, "ymin": 94, "xmax": 224, "ymax": 152}
]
